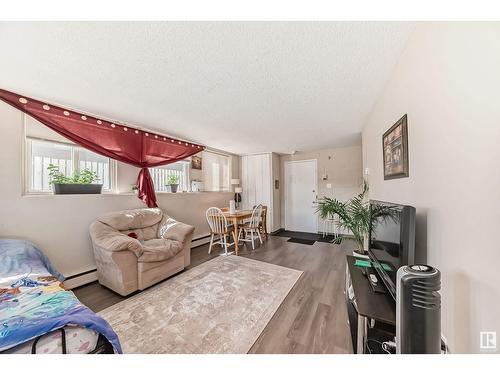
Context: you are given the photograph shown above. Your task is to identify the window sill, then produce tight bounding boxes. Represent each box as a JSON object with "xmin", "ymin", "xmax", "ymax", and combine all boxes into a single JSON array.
[
  {"xmin": 22, "ymin": 192, "xmax": 124, "ymax": 198},
  {"xmin": 22, "ymin": 191, "xmax": 232, "ymax": 197},
  {"xmin": 155, "ymin": 191, "xmax": 231, "ymax": 194}
]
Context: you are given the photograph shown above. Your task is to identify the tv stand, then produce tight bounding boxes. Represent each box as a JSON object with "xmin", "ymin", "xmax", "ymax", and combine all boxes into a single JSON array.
[{"xmin": 345, "ymin": 255, "xmax": 396, "ymax": 354}]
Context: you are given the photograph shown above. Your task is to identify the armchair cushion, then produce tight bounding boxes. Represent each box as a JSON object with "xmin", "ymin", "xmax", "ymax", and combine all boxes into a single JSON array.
[
  {"xmin": 97, "ymin": 208, "xmax": 163, "ymax": 231},
  {"xmin": 158, "ymin": 217, "xmax": 195, "ymax": 244},
  {"xmin": 138, "ymin": 239, "xmax": 183, "ymax": 262},
  {"xmin": 89, "ymin": 221, "xmax": 143, "ymax": 257},
  {"xmin": 121, "ymin": 226, "xmax": 158, "ymax": 241}
]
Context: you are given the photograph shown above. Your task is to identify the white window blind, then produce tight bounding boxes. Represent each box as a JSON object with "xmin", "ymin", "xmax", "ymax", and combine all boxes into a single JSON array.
[{"xmin": 202, "ymin": 151, "xmax": 230, "ymax": 192}]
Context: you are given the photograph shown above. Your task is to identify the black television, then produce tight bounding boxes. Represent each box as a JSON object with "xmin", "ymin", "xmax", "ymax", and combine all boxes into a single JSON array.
[{"xmin": 367, "ymin": 200, "xmax": 416, "ymax": 300}]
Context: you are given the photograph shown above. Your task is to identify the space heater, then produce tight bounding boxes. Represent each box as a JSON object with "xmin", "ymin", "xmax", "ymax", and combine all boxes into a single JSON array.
[{"xmin": 396, "ymin": 265, "xmax": 441, "ymax": 354}]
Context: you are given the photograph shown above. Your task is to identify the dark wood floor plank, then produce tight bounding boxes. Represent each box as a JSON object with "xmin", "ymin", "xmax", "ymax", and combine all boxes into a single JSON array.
[
  {"xmin": 73, "ymin": 235, "xmax": 354, "ymax": 354},
  {"xmin": 286, "ymin": 286, "xmax": 322, "ymax": 345},
  {"xmin": 307, "ymin": 302, "xmax": 332, "ymax": 353}
]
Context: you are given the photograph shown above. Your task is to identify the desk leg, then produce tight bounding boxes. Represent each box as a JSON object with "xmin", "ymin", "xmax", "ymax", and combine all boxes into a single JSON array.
[
  {"xmin": 357, "ymin": 315, "xmax": 367, "ymax": 354},
  {"xmin": 233, "ymin": 218, "xmax": 239, "ymax": 256}
]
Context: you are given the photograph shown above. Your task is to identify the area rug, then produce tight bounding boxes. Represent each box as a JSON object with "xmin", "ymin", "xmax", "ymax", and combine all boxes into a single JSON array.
[{"xmin": 98, "ymin": 255, "xmax": 302, "ymax": 353}]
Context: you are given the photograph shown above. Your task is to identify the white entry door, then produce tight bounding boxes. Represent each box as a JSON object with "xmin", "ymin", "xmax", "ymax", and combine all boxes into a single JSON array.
[{"xmin": 285, "ymin": 159, "xmax": 317, "ymax": 233}]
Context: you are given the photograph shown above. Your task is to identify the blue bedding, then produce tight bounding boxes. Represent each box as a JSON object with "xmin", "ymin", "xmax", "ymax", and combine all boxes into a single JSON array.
[{"xmin": 0, "ymin": 239, "xmax": 122, "ymax": 353}]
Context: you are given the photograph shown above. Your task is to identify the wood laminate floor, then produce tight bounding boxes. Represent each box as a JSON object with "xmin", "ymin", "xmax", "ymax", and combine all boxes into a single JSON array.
[{"xmin": 73, "ymin": 235, "xmax": 354, "ymax": 354}]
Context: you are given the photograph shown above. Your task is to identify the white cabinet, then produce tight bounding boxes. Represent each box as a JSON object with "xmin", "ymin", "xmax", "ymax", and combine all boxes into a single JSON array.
[{"xmin": 241, "ymin": 153, "xmax": 280, "ymax": 232}]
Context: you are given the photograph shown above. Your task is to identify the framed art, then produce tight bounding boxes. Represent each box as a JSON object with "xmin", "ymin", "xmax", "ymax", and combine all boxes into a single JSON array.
[
  {"xmin": 191, "ymin": 155, "xmax": 202, "ymax": 170},
  {"xmin": 383, "ymin": 114, "xmax": 409, "ymax": 180}
]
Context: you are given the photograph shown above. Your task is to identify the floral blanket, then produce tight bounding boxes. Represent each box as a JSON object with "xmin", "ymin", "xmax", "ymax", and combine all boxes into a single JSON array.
[{"xmin": 0, "ymin": 239, "xmax": 122, "ymax": 353}]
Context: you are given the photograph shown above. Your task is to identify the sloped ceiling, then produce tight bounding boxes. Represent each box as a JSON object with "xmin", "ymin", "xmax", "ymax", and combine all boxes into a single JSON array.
[{"xmin": 0, "ymin": 22, "xmax": 414, "ymax": 154}]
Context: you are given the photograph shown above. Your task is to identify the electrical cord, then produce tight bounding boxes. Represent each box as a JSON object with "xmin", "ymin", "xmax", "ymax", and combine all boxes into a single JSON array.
[
  {"xmin": 366, "ymin": 339, "xmax": 392, "ymax": 354},
  {"xmin": 382, "ymin": 341, "xmax": 395, "ymax": 353}
]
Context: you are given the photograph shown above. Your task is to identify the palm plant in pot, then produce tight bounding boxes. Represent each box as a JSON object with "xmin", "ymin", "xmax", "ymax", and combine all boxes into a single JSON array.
[
  {"xmin": 47, "ymin": 164, "xmax": 102, "ymax": 194},
  {"xmin": 316, "ymin": 181, "xmax": 398, "ymax": 254},
  {"xmin": 166, "ymin": 174, "xmax": 180, "ymax": 193}
]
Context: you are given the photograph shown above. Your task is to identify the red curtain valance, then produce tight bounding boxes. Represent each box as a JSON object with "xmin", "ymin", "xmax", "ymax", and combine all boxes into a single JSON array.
[{"xmin": 0, "ymin": 88, "xmax": 205, "ymax": 207}]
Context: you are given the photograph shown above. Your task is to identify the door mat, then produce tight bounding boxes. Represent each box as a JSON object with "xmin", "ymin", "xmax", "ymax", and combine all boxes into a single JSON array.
[
  {"xmin": 274, "ymin": 231, "xmax": 321, "ymax": 240},
  {"xmin": 287, "ymin": 238, "xmax": 316, "ymax": 245}
]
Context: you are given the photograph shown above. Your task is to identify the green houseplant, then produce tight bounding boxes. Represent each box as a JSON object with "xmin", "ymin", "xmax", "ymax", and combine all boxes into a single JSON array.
[
  {"xmin": 47, "ymin": 164, "xmax": 102, "ymax": 194},
  {"xmin": 316, "ymin": 181, "xmax": 398, "ymax": 254},
  {"xmin": 166, "ymin": 174, "xmax": 180, "ymax": 193}
]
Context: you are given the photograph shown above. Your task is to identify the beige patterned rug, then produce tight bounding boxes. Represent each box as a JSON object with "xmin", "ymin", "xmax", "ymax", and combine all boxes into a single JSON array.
[{"xmin": 99, "ymin": 255, "xmax": 302, "ymax": 353}]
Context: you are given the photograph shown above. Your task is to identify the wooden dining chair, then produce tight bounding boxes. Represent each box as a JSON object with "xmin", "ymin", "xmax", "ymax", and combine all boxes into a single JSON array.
[
  {"xmin": 259, "ymin": 205, "xmax": 268, "ymax": 240},
  {"xmin": 238, "ymin": 204, "xmax": 263, "ymax": 250},
  {"xmin": 205, "ymin": 207, "xmax": 234, "ymax": 255}
]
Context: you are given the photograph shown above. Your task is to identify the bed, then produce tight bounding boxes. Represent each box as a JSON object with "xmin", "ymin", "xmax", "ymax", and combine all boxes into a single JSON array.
[{"xmin": 0, "ymin": 239, "xmax": 121, "ymax": 354}]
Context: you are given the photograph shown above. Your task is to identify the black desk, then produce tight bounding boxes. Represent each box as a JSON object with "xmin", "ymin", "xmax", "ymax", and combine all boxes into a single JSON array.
[{"xmin": 345, "ymin": 255, "xmax": 396, "ymax": 353}]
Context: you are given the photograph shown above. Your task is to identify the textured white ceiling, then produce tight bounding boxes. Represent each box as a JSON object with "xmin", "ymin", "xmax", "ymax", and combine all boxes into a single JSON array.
[{"xmin": 0, "ymin": 22, "xmax": 414, "ymax": 154}]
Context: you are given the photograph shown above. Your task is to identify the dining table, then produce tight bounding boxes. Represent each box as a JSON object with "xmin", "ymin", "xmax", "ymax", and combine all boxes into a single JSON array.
[{"xmin": 222, "ymin": 209, "xmax": 253, "ymax": 256}]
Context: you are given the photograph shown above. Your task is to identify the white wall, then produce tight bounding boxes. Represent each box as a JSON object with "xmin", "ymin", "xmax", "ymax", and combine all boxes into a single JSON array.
[
  {"xmin": 280, "ymin": 145, "xmax": 363, "ymax": 231},
  {"xmin": 0, "ymin": 101, "xmax": 237, "ymax": 277},
  {"xmin": 362, "ymin": 22, "xmax": 500, "ymax": 353}
]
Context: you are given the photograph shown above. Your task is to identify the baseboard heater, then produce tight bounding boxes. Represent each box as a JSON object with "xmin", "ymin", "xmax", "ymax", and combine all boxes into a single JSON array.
[
  {"xmin": 64, "ymin": 234, "xmax": 213, "ymax": 289},
  {"xmin": 64, "ymin": 269, "xmax": 99, "ymax": 289}
]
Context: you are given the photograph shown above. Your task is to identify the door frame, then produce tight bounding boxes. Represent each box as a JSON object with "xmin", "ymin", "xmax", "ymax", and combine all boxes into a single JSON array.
[{"xmin": 284, "ymin": 158, "xmax": 318, "ymax": 233}]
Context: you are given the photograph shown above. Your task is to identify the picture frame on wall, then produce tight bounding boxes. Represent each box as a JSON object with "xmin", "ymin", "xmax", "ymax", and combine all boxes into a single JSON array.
[
  {"xmin": 383, "ymin": 114, "xmax": 409, "ymax": 180},
  {"xmin": 191, "ymin": 155, "xmax": 202, "ymax": 170}
]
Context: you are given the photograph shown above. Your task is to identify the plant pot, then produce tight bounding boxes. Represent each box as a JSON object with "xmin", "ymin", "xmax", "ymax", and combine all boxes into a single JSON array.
[
  {"xmin": 53, "ymin": 183, "xmax": 103, "ymax": 195},
  {"xmin": 352, "ymin": 240, "xmax": 368, "ymax": 256},
  {"xmin": 168, "ymin": 184, "xmax": 179, "ymax": 193},
  {"xmin": 353, "ymin": 248, "xmax": 368, "ymax": 256}
]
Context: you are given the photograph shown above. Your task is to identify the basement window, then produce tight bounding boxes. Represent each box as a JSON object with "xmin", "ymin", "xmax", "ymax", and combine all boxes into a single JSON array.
[
  {"xmin": 25, "ymin": 137, "xmax": 114, "ymax": 194},
  {"xmin": 150, "ymin": 161, "xmax": 190, "ymax": 192}
]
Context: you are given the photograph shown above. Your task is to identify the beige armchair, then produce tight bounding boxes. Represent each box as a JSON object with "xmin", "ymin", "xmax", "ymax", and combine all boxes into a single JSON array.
[{"xmin": 89, "ymin": 208, "xmax": 194, "ymax": 296}]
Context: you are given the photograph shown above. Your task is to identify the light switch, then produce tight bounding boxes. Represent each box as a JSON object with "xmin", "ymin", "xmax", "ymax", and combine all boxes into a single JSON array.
[
  {"xmin": 364, "ymin": 168, "xmax": 370, "ymax": 175},
  {"xmin": 326, "ymin": 183, "xmax": 332, "ymax": 189}
]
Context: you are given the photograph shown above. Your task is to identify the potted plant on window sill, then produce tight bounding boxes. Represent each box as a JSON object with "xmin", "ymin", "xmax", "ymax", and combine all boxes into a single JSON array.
[
  {"xmin": 166, "ymin": 174, "xmax": 180, "ymax": 193},
  {"xmin": 48, "ymin": 164, "xmax": 103, "ymax": 194}
]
